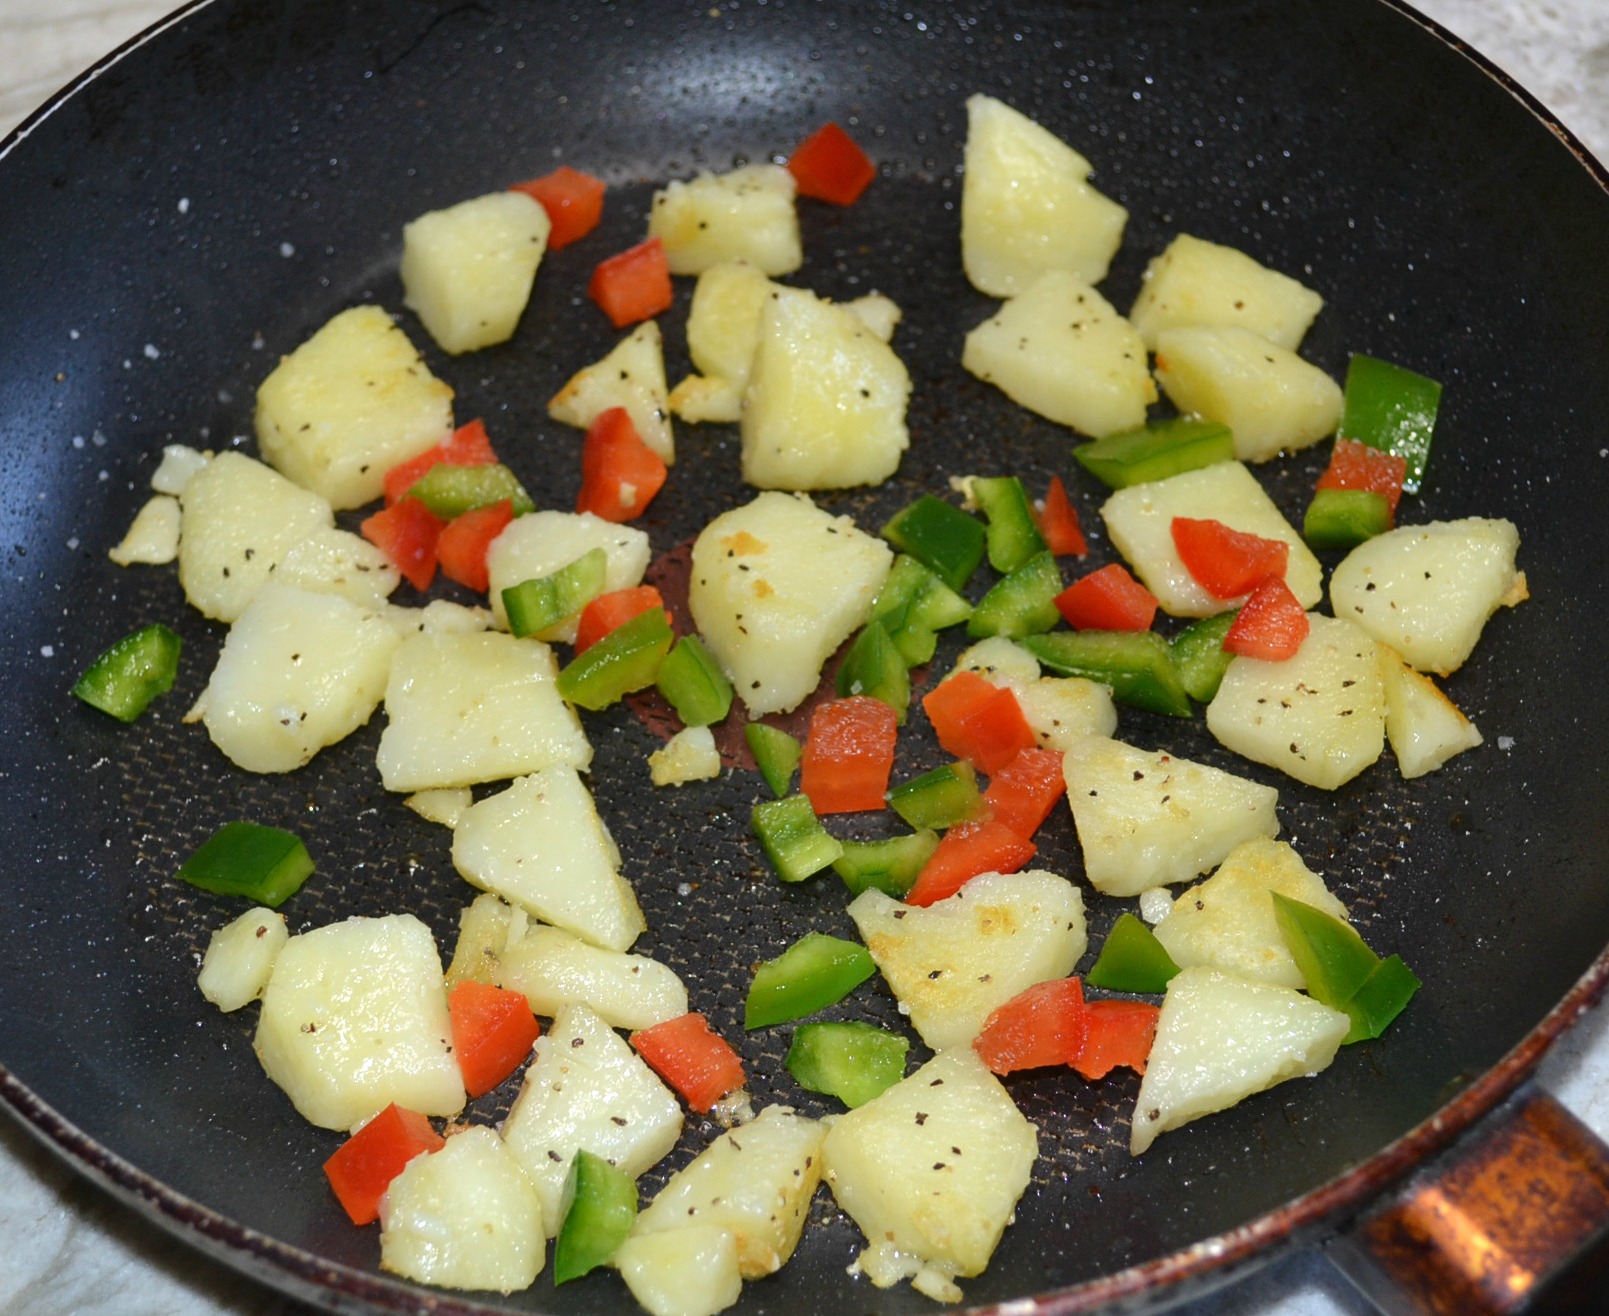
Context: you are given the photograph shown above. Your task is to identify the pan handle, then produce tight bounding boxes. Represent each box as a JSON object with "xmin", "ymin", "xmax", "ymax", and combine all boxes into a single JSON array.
[{"xmin": 1326, "ymin": 1081, "xmax": 1609, "ymax": 1314}]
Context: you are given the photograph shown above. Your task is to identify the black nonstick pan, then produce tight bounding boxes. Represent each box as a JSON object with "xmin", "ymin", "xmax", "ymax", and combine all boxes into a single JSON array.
[{"xmin": 4, "ymin": 1, "xmax": 1609, "ymax": 1312}]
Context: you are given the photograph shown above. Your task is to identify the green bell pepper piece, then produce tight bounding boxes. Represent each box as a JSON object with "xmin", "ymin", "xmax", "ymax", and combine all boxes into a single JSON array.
[
  {"xmin": 744, "ymin": 723, "xmax": 802, "ymax": 798},
  {"xmin": 745, "ymin": 932, "xmax": 876, "ymax": 1028},
  {"xmin": 751, "ymin": 795, "xmax": 842, "ymax": 883},
  {"xmin": 1303, "ymin": 487, "xmax": 1393, "ymax": 552},
  {"xmin": 553, "ymin": 1149, "xmax": 637, "ymax": 1284},
  {"xmin": 1338, "ymin": 354, "xmax": 1441, "ymax": 495},
  {"xmin": 1022, "ymin": 630, "xmax": 1192, "ymax": 718},
  {"xmin": 836, "ymin": 620, "xmax": 911, "ymax": 722},
  {"xmin": 1073, "ymin": 418, "xmax": 1234, "ymax": 489},
  {"xmin": 175, "ymin": 821, "xmax": 314, "ymax": 908},
  {"xmin": 1169, "ymin": 610, "xmax": 1239, "ymax": 704},
  {"xmin": 1086, "ymin": 913, "xmax": 1180, "ymax": 994},
  {"xmin": 72, "ymin": 622, "xmax": 181, "ymax": 723},
  {"xmin": 1272, "ymin": 893, "xmax": 1419, "ymax": 1042},
  {"xmin": 881, "ymin": 496, "xmax": 987, "ymax": 592},
  {"xmin": 785, "ymin": 1020, "xmax": 909, "ymax": 1108},
  {"xmin": 656, "ymin": 633, "xmax": 733, "ymax": 727},
  {"xmin": 831, "ymin": 829, "xmax": 940, "ymax": 898},
  {"xmin": 502, "ymin": 548, "xmax": 608, "ymax": 639},
  {"xmin": 867, "ymin": 555, "xmax": 972, "ymax": 667},
  {"xmin": 887, "ymin": 761, "xmax": 983, "ymax": 831},
  {"xmin": 967, "ymin": 549, "xmax": 1063, "ymax": 640},
  {"xmin": 404, "ymin": 462, "xmax": 535, "ymax": 518},
  {"xmin": 1345, "ymin": 955, "xmax": 1422, "ymax": 1044},
  {"xmin": 556, "ymin": 606, "xmax": 674, "ymax": 710},
  {"xmin": 971, "ymin": 476, "xmax": 1048, "ymax": 573}
]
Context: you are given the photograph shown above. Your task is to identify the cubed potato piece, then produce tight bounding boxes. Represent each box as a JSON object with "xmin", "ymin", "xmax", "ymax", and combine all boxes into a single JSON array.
[
  {"xmin": 741, "ymin": 285, "xmax": 911, "ymax": 490},
  {"xmin": 177, "ymin": 450, "xmax": 335, "ymax": 623},
  {"xmin": 444, "ymin": 892, "xmax": 516, "ymax": 989},
  {"xmin": 960, "ymin": 93, "xmax": 1128, "ymax": 297},
  {"xmin": 1380, "ymin": 645, "xmax": 1484, "ymax": 778},
  {"xmin": 1101, "ymin": 461, "xmax": 1323, "ymax": 617},
  {"xmin": 848, "ymin": 869, "xmax": 1086, "ymax": 1053},
  {"xmin": 1329, "ymin": 518, "xmax": 1525, "ymax": 675},
  {"xmin": 1063, "ymin": 736, "xmax": 1280, "ymax": 897},
  {"xmin": 401, "ymin": 190, "xmax": 551, "ymax": 355},
  {"xmin": 1152, "ymin": 836, "xmax": 1348, "ymax": 989},
  {"xmin": 954, "ymin": 637, "xmax": 1117, "ymax": 748},
  {"xmin": 254, "ymin": 305, "xmax": 454, "ymax": 509},
  {"xmin": 822, "ymin": 1048, "xmax": 1038, "ymax": 1302},
  {"xmin": 632, "ymin": 1105, "xmax": 827, "ymax": 1278},
  {"xmin": 648, "ymin": 726, "xmax": 722, "ymax": 787},
  {"xmin": 275, "ymin": 526, "xmax": 400, "ymax": 610},
  {"xmin": 668, "ymin": 260, "xmax": 775, "ymax": 424},
  {"xmin": 952, "ymin": 635, "xmax": 1044, "ymax": 687},
  {"xmin": 151, "ymin": 443, "xmax": 210, "ymax": 496},
  {"xmin": 254, "ymin": 914, "xmax": 464, "ymax": 1131},
  {"xmin": 548, "ymin": 320, "xmax": 675, "ymax": 463},
  {"xmin": 615, "ymin": 1225, "xmax": 742, "ymax": 1316},
  {"xmin": 484, "ymin": 511, "xmax": 652, "ymax": 642},
  {"xmin": 1130, "ymin": 966, "xmax": 1350, "ymax": 1155},
  {"xmin": 380, "ymin": 1126, "xmax": 544, "ymax": 1292},
  {"xmin": 647, "ymin": 163, "xmax": 801, "ymax": 276},
  {"xmin": 186, "ymin": 584, "xmax": 400, "ymax": 774},
  {"xmin": 689, "ymin": 491, "xmax": 892, "ymax": 716},
  {"xmin": 1154, "ymin": 326, "xmax": 1343, "ymax": 463},
  {"xmin": 498, "ymin": 923, "xmax": 688, "ymax": 1032},
  {"xmin": 197, "ymin": 906, "xmax": 288, "ymax": 1012},
  {"xmin": 1128, "ymin": 233, "xmax": 1325, "ymax": 351},
  {"xmin": 962, "ymin": 269, "xmax": 1156, "ymax": 438},
  {"xmin": 1206, "ymin": 614, "xmax": 1386, "ymax": 789},
  {"xmin": 109, "ymin": 495, "xmax": 180, "ymax": 566},
  {"xmin": 501, "ymin": 1002, "xmax": 683, "ymax": 1232},
  {"xmin": 376, "ymin": 631, "xmax": 591, "ymax": 792},
  {"xmin": 452, "ymin": 768, "xmax": 646, "ymax": 953}
]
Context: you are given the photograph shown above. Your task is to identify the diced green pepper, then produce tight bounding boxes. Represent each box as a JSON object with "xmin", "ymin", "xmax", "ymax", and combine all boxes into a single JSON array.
[
  {"xmin": 835, "ymin": 620, "xmax": 911, "ymax": 723},
  {"xmin": 831, "ymin": 829, "xmax": 940, "ymax": 898},
  {"xmin": 1338, "ymin": 354, "xmax": 1441, "ymax": 494},
  {"xmin": 1345, "ymin": 955, "xmax": 1422, "ymax": 1044},
  {"xmin": 887, "ymin": 761, "xmax": 983, "ymax": 831},
  {"xmin": 175, "ymin": 821, "xmax": 314, "ymax": 908},
  {"xmin": 881, "ymin": 496, "xmax": 987, "ymax": 592},
  {"xmin": 404, "ymin": 462, "xmax": 535, "ymax": 518},
  {"xmin": 71, "ymin": 622, "xmax": 181, "ymax": 723},
  {"xmin": 1272, "ymin": 893, "xmax": 1419, "ymax": 1042},
  {"xmin": 553, "ymin": 1149, "xmax": 637, "ymax": 1284},
  {"xmin": 656, "ymin": 634, "xmax": 733, "ymax": 727},
  {"xmin": 967, "ymin": 549, "xmax": 1063, "ymax": 640},
  {"xmin": 751, "ymin": 795, "xmax": 843, "ymax": 883},
  {"xmin": 1303, "ymin": 488, "xmax": 1393, "ymax": 552},
  {"xmin": 1169, "ymin": 610, "xmax": 1239, "ymax": 704},
  {"xmin": 744, "ymin": 723, "xmax": 802, "ymax": 798},
  {"xmin": 785, "ymin": 1020, "xmax": 909, "ymax": 1108},
  {"xmin": 745, "ymin": 932, "xmax": 876, "ymax": 1028},
  {"xmin": 1086, "ymin": 913, "xmax": 1180, "ymax": 994},
  {"xmin": 867, "ymin": 555, "xmax": 972, "ymax": 667},
  {"xmin": 1022, "ymin": 630, "xmax": 1192, "ymax": 717},
  {"xmin": 556, "ymin": 606, "xmax": 674, "ymax": 710},
  {"xmin": 1073, "ymin": 418, "xmax": 1235, "ymax": 489},
  {"xmin": 502, "ymin": 548, "xmax": 608, "ymax": 639},
  {"xmin": 971, "ymin": 476, "xmax": 1048, "ymax": 574}
]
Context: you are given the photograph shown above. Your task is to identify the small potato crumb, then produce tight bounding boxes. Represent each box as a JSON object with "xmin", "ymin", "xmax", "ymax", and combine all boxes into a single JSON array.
[{"xmin": 649, "ymin": 726, "xmax": 721, "ymax": 787}]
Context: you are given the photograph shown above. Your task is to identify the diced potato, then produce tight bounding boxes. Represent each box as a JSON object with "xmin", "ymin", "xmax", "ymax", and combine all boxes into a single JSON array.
[
  {"xmin": 1063, "ymin": 736, "xmax": 1280, "ymax": 897},
  {"xmin": 404, "ymin": 786, "xmax": 473, "ymax": 828},
  {"xmin": 384, "ymin": 599, "xmax": 495, "ymax": 639},
  {"xmin": 501, "ymin": 1002, "xmax": 683, "ymax": 1232},
  {"xmin": 186, "ymin": 584, "xmax": 400, "ymax": 773},
  {"xmin": 822, "ymin": 1048, "xmax": 1038, "ymax": 1302},
  {"xmin": 1206, "ymin": 614, "xmax": 1387, "ymax": 789},
  {"xmin": 954, "ymin": 638, "xmax": 1118, "ymax": 748},
  {"xmin": 688, "ymin": 491, "xmax": 892, "ymax": 716},
  {"xmin": 254, "ymin": 914, "xmax": 464, "ymax": 1131},
  {"xmin": 452, "ymin": 768, "xmax": 647, "ymax": 953},
  {"xmin": 614, "ymin": 1224, "xmax": 742, "ymax": 1316},
  {"xmin": 962, "ymin": 269, "xmax": 1155, "ymax": 438},
  {"xmin": 952, "ymin": 636, "xmax": 1043, "ymax": 688},
  {"xmin": 1128, "ymin": 233, "xmax": 1325, "ymax": 351},
  {"xmin": 444, "ymin": 892, "xmax": 516, "ymax": 989},
  {"xmin": 375, "ymin": 631, "xmax": 591, "ymax": 792},
  {"xmin": 1380, "ymin": 645, "xmax": 1483, "ymax": 778},
  {"xmin": 380, "ymin": 1126, "xmax": 545, "ymax": 1292},
  {"xmin": 1101, "ymin": 461, "xmax": 1322, "ymax": 617},
  {"xmin": 740, "ymin": 285, "xmax": 911, "ymax": 490},
  {"xmin": 846, "ymin": 292, "xmax": 903, "ymax": 342},
  {"xmin": 274, "ymin": 525, "xmax": 400, "ymax": 610},
  {"xmin": 150, "ymin": 443, "xmax": 210, "ymax": 495},
  {"xmin": 647, "ymin": 163, "xmax": 802, "ymax": 276},
  {"xmin": 1152, "ymin": 836, "xmax": 1348, "ymax": 989},
  {"xmin": 197, "ymin": 906, "xmax": 288, "ymax": 1012},
  {"xmin": 498, "ymin": 923, "xmax": 688, "ymax": 1031},
  {"xmin": 1139, "ymin": 886, "xmax": 1174, "ymax": 925},
  {"xmin": 668, "ymin": 260, "xmax": 774, "ymax": 424},
  {"xmin": 847, "ymin": 869, "xmax": 1086, "ymax": 1053},
  {"xmin": 401, "ymin": 190, "xmax": 551, "ymax": 355},
  {"xmin": 959, "ymin": 93, "xmax": 1128, "ymax": 297},
  {"xmin": 1154, "ymin": 326, "xmax": 1343, "ymax": 463},
  {"xmin": 649, "ymin": 726, "xmax": 721, "ymax": 787},
  {"xmin": 1130, "ymin": 966, "xmax": 1350, "ymax": 1155},
  {"xmin": 548, "ymin": 320, "xmax": 675, "ymax": 463},
  {"xmin": 109, "ymin": 495, "xmax": 180, "ymax": 565},
  {"xmin": 254, "ymin": 305, "xmax": 454, "ymax": 509},
  {"xmin": 1329, "ymin": 518, "xmax": 1525, "ymax": 675},
  {"xmin": 485, "ymin": 511, "xmax": 652, "ymax": 643}
]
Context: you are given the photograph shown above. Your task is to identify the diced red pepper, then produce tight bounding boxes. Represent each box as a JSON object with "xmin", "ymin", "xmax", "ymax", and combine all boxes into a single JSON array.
[
  {"xmin": 436, "ymin": 499, "xmax": 514, "ymax": 595},
  {"xmin": 1069, "ymin": 999, "xmax": 1160, "ymax": 1080},
  {"xmin": 588, "ymin": 236, "xmax": 673, "ymax": 329},
  {"xmin": 509, "ymin": 165, "xmax": 606, "ymax": 251},
  {"xmin": 982, "ymin": 747, "xmax": 1067, "ymax": 838},
  {"xmin": 1054, "ymin": 563, "xmax": 1158, "ymax": 632},
  {"xmin": 921, "ymin": 670, "xmax": 1038, "ymax": 775},
  {"xmin": 1171, "ymin": 517, "xmax": 1290, "ymax": 601},
  {"xmin": 361, "ymin": 497, "xmax": 444, "ymax": 593},
  {"xmin": 1034, "ymin": 475, "xmax": 1088, "ymax": 557},
  {"xmin": 786, "ymin": 121, "xmax": 877, "ymax": 206},
  {"xmin": 1222, "ymin": 575, "xmax": 1310, "ymax": 661},
  {"xmin": 323, "ymin": 1103, "xmax": 445, "ymax": 1226},
  {"xmin": 576, "ymin": 407, "xmax": 668, "ymax": 523},
  {"xmin": 574, "ymin": 585, "xmax": 669, "ymax": 654},
  {"xmin": 973, "ymin": 977, "xmax": 1087, "ymax": 1074},
  {"xmin": 799, "ymin": 696, "xmax": 898, "ymax": 815},
  {"xmin": 383, "ymin": 419, "xmax": 499, "ymax": 506},
  {"xmin": 903, "ymin": 818, "xmax": 1037, "ymax": 907},
  {"xmin": 631, "ymin": 1012, "xmax": 746, "ymax": 1113},
  {"xmin": 1317, "ymin": 437, "xmax": 1407, "ymax": 519},
  {"xmin": 448, "ymin": 980, "xmax": 541, "ymax": 1099}
]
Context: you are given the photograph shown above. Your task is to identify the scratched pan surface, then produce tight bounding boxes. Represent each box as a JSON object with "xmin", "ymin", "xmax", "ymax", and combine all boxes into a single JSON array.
[{"xmin": 2, "ymin": 1, "xmax": 1609, "ymax": 1312}]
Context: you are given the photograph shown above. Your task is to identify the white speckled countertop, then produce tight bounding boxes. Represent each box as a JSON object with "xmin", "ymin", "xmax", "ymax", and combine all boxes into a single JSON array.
[{"xmin": 2, "ymin": 3, "xmax": 1606, "ymax": 1314}]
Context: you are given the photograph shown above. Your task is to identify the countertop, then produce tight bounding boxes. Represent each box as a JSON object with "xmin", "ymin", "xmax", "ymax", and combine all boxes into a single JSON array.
[{"xmin": 2, "ymin": 2, "xmax": 1606, "ymax": 1314}]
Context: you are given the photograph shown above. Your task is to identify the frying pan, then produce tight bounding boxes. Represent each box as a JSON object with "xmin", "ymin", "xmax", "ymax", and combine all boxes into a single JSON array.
[{"xmin": 3, "ymin": 0, "xmax": 1608, "ymax": 1312}]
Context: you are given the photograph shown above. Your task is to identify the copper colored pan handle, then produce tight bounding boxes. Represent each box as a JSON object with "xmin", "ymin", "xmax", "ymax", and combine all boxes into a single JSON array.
[{"xmin": 1328, "ymin": 1081, "xmax": 1609, "ymax": 1314}]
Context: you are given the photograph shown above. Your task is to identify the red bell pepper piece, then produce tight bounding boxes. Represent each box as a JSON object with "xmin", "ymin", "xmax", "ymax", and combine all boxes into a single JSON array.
[
  {"xmin": 323, "ymin": 1103, "xmax": 445, "ymax": 1226},
  {"xmin": 1316, "ymin": 437, "xmax": 1407, "ymax": 519},
  {"xmin": 361, "ymin": 497, "xmax": 443, "ymax": 593},
  {"xmin": 799, "ymin": 696, "xmax": 898, "ymax": 815},
  {"xmin": 576, "ymin": 407, "xmax": 668, "ymax": 523},
  {"xmin": 448, "ymin": 980, "xmax": 541, "ymax": 1099},
  {"xmin": 1034, "ymin": 475, "xmax": 1088, "ymax": 557},
  {"xmin": 573, "ymin": 585, "xmax": 669, "ymax": 654},
  {"xmin": 1171, "ymin": 517, "xmax": 1290, "ymax": 601},
  {"xmin": 1068, "ymin": 999, "xmax": 1160, "ymax": 1080},
  {"xmin": 903, "ymin": 817, "xmax": 1037, "ymax": 907},
  {"xmin": 631, "ymin": 1012, "xmax": 746, "ymax": 1113},
  {"xmin": 1222, "ymin": 575, "xmax": 1310, "ymax": 660},
  {"xmin": 981, "ymin": 747, "xmax": 1067, "ymax": 838},
  {"xmin": 383, "ymin": 419, "xmax": 499, "ymax": 506},
  {"xmin": 509, "ymin": 165, "xmax": 606, "ymax": 251},
  {"xmin": 921, "ymin": 670, "xmax": 1037, "ymax": 775},
  {"xmin": 973, "ymin": 977, "xmax": 1087, "ymax": 1075},
  {"xmin": 436, "ymin": 499, "xmax": 514, "ymax": 595},
  {"xmin": 589, "ymin": 236, "xmax": 673, "ymax": 329},
  {"xmin": 1053, "ymin": 563, "xmax": 1158, "ymax": 632},
  {"xmin": 786, "ymin": 121, "xmax": 877, "ymax": 206}
]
